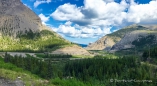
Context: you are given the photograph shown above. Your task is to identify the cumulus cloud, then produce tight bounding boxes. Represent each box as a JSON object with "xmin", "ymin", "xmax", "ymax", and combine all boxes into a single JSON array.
[
  {"xmin": 50, "ymin": 0, "xmax": 157, "ymax": 38},
  {"xmin": 39, "ymin": 13, "xmax": 50, "ymax": 25},
  {"xmin": 51, "ymin": 21, "xmax": 111, "ymax": 38},
  {"xmin": 51, "ymin": 3, "xmax": 84, "ymax": 21},
  {"xmin": 127, "ymin": 0, "xmax": 157, "ymax": 24},
  {"xmin": 34, "ymin": 0, "xmax": 51, "ymax": 8}
]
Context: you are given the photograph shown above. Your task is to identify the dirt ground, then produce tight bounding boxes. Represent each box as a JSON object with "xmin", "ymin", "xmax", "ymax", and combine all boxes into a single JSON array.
[{"xmin": 0, "ymin": 77, "xmax": 24, "ymax": 86}]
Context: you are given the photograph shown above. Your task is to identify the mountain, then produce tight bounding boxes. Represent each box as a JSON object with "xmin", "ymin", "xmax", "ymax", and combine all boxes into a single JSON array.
[
  {"xmin": 0, "ymin": 0, "xmax": 91, "ymax": 55},
  {"xmin": 111, "ymin": 30, "xmax": 157, "ymax": 52},
  {"xmin": 0, "ymin": 0, "xmax": 43, "ymax": 36},
  {"xmin": 86, "ymin": 24, "xmax": 148, "ymax": 50},
  {"xmin": 86, "ymin": 24, "xmax": 157, "ymax": 51}
]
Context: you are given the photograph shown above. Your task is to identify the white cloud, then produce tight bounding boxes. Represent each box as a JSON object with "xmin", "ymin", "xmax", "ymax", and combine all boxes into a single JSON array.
[
  {"xmin": 38, "ymin": 13, "xmax": 50, "ymax": 25},
  {"xmin": 34, "ymin": 0, "xmax": 51, "ymax": 8},
  {"xmin": 127, "ymin": 0, "xmax": 157, "ymax": 24},
  {"xmin": 103, "ymin": 0, "xmax": 114, "ymax": 3},
  {"xmin": 51, "ymin": 22, "xmax": 111, "ymax": 38},
  {"xmin": 65, "ymin": 21, "xmax": 72, "ymax": 26},
  {"xmin": 51, "ymin": 3, "xmax": 84, "ymax": 21},
  {"xmin": 50, "ymin": 0, "xmax": 125, "ymax": 38},
  {"xmin": 50, "ymin": 0, "xmax": 157, "ymax": 38}
]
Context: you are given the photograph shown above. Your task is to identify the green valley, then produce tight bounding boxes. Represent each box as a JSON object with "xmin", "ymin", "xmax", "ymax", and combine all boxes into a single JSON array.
[
  {"xmin": 1, "ymin": 52, "xmax": 157, "ymax": 86},
  {"xmin": 1, "ymin": 0, "xmax": 157, "ymax": 86}
]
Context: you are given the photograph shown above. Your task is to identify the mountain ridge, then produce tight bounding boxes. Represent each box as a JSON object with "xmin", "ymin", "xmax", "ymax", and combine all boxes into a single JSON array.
[
  {"xmin": 86, "ymin": 24, "xmax": 157, "ymax": 51},
  {"xmin": 111, "ymin": 30, "xmax": 157, "ymax": 51},
  {"xmin": 86, "ymin": 24, "xmax": 148, "ymax": 50}
]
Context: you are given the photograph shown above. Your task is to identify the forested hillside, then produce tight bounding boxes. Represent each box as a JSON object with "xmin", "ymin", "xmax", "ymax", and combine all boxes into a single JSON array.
[
  {"xmin": 0, "ymin": 30, "xmax": 71, "ymax": 52},
  {"xmin": 1, "ymin": 53, "xmax": 157, "ymax": 86},
  {"xmin": 142, "ymin": 46, "xmax": 157, "ymax": 64},
  {"xmin": 0, "ymin": 56, "xmax": 50, "ymax": 86}
]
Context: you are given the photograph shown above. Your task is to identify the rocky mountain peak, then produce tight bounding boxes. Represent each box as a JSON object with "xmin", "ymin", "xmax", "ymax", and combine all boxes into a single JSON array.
[
  {"xmin": 0, "ymin": 0, "xmax": 21, "ymax": 7},
  {"xmin": 0, "ymin": 0, "xmax": 45, "ymax": 37}
]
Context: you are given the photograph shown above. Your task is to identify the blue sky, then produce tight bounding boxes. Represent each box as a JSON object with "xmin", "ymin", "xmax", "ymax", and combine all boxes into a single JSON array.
[{"xmin": 21, "ymin": 0, "xmax": 157, "ymax": 44}]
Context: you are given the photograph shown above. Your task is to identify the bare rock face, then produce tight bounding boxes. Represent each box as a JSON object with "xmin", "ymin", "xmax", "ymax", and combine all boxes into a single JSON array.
[
  {"xmin": 85, "ymin": 36, "xmax": 116, "ymax": 50},
  {"xmin": 0, "ymin": 77, "xmax": 24, "ymax": 86},
  {"xmin": 0, "ymin": 0, "xmax": 45, "ymax": 37},
  {"xmin": 111, "ymin": 30, "xmax": 157, "ymax": 51}
]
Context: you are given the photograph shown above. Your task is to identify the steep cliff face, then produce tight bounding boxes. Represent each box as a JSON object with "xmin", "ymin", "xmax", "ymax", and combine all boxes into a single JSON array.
[
  {"xmin": 111, "ymin": 30, "xmax": 157, "ymax": 51},
  {"xmin": 0, "ymin": 0, "xmax": 45, "ymax": 37},
  {"xmin": 86, "ymin": 36, "xmax": 116, "ymax": 50},
  {"xmin": 86, "ymin": 24, "xmax": 148, "ymax": 50}
]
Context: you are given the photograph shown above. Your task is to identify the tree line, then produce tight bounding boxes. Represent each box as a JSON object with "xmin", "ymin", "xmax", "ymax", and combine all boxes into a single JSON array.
[
  {"xmin": 142, "ymin": 46, "xmax": 157, "ymax": 64},
  {"xmin": 4, "ymin": 53, "xmax": 157, "ymax": 86}
]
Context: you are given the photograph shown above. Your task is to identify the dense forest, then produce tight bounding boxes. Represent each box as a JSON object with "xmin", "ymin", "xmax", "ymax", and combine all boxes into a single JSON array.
[
  {"xmin": 2, "ymin": 53, "xmax": 157, "ymax": 86},
  {"xmin": 142, "ymin": 46, "xmax": 157, "ymax": 64}
]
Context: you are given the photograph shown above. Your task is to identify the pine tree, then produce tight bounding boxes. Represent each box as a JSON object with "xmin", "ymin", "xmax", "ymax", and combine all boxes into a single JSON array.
[
  {"xmin": 47, "ymin": 60, "xmax": 53, "ymax": 79},
  {"xmin": 4, "ymin": 52, "xmax": 9, "ymax": 63}
]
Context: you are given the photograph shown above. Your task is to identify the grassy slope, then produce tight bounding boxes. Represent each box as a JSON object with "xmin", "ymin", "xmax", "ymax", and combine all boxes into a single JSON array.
[
  {"xmin": 0, "ymin": 57, "xmax": 53, "ymax": 86},
  {"xmin": 89, "ymin": 50, "xmax": 118, "ymax": 59},
  {"xmin": 0, "ymin": 56, "xmax": 88, "ymax": 86},
  {"xmin": 0, "ymin": 30, "xmax": 72, "ymax": 52}
]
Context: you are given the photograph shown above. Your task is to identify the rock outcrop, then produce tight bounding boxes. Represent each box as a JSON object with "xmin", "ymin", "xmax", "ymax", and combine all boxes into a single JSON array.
[
  {"xmin": 0, "ymin": 77, "xmax": 24, "ymax": 86},
  {"xmin": 86, "ymin": 36, "xmax": 116, "ymax": 50}
]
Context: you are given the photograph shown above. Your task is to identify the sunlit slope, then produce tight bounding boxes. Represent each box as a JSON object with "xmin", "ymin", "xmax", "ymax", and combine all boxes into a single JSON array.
[
  {"xmin": 86, "ymin": 24, "xmax": 148, "ymax": 50},
  {"xmin": 0, "ymin": 30, "xmax": 71, "ymax": 52}
]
